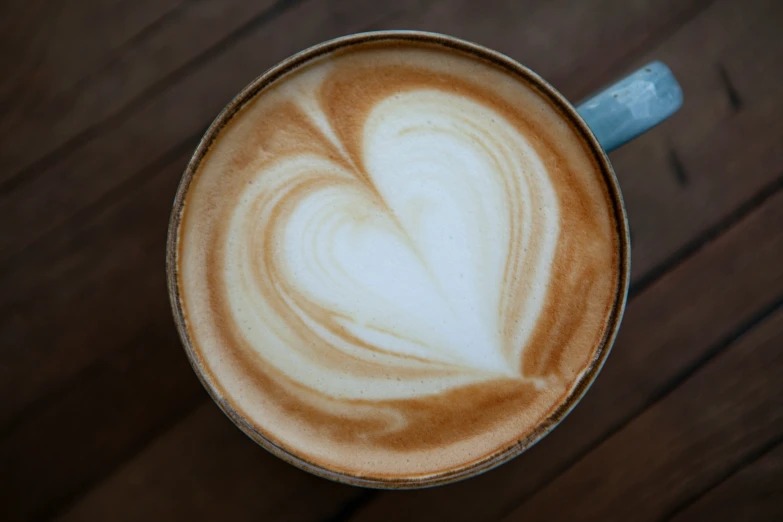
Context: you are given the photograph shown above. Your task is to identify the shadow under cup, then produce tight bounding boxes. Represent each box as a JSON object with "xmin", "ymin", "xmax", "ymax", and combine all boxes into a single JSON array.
[{"xmin": 166, "ymin": 31, "xmax": 632, "ymax": 488}]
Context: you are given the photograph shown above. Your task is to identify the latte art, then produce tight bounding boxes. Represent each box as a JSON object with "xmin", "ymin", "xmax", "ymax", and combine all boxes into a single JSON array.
[
  {"xmin": 175, "ymin": 40, "xmax": 622, "ymax": 480},
  {"xmin": 228, "ymin": 88, "xmax": 560, "ymax": 399}
]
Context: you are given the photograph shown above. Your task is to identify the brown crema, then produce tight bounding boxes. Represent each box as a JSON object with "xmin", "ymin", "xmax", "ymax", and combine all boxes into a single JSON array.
[{"xmin": 170, "ymin": 36, "xmax": 625, "ymax": 485}]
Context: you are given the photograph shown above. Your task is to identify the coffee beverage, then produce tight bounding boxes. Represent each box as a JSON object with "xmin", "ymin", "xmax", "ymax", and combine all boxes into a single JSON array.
[{"xmin": 170, "ymin": 34, "xmax": 625, "ymax": 485}]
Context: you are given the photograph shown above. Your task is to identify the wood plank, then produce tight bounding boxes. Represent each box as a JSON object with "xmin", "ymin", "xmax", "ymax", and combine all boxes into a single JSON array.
[
  {"xmin": 0, "ymin": 0, "xmax": 185, "ymax": 98},
  {"xmin": 0, "ymin": 0, "xmax": 707, "ymax": 267},
  {"xmin": 0, "ymin": 0, "xmax": 187, "ymax": 172},
  {"xmin": 607, "ymin": 0, "xmax": 783, "ymax": 281},
  {"xmin": 621, "ymin": 92, "xmax": 783, "ymax": 284},
  {"xmin": 0, "ymin": 0, "xmax": 291, "ymax": 185},
  {"xmin": 52, "ymin": 403, "xmax": 360, "ymax": 522},
  {"xmin": 501, "ymin": 305, "xmax": 783, "ymax": 522},
  {"xmin": 3, "ymin": 0, "xmax": 781, "ymax": 519},
  {"xmin": 366, "ymin": 0, "xmax": 711, "ymax": 101},
  {"xmin": 0, "ymin": 155, "xmax": 211, "ymax": 521},
  {"xmin": 669, "ymin": 440, "xmax": 783, "ymax": 522},
  {"xmin": 0, "ymin": 322, "xmax": 205, "ymax": 522},
  {"xmin": 55, "ymin": 165, "xmax": 783, "ymax": 522},
  {"xmin": 343, "ymin": 187, "xmax": 783, "ymax": 521},
  {"xmin": 0, "ymin": 154, "xmax": 190, "ymax": 428}
]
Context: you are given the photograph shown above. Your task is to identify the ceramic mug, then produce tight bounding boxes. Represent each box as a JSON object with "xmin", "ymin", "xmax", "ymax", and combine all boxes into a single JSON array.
[{"xmin": 167, "ymin": 31, "xmax": 682, "ymax": 487}]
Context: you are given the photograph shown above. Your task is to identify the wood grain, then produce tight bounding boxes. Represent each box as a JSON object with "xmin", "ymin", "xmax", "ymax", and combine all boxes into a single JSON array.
[
  {"xmin": 669, "ymin": 440, "xmax": 783, "ymax": 522},
  {"xmin": 0, "ymin": 0, "xmax": 186, "ymax": 105},
  {"xmin": 54, "ymin": 403, "xmax": 360, "ymax": 522},
  {"xmin": 0, "ymin": 0, "xmax": 189, "ymax": 176},
  {"xmin": 0, "ymin": 154, "xmax": 191, "ymax": 429},
  {"xmin": 0, "ymin": 157, "xmax": 200, "ymax": 522},
  {"xmin": 609, "ymin": 0, "xmax": 783, "ymax": 281},
  {"xmin": 2, "ymin": 0, "xmax": 782, "ymax": 520},
  {"xmin": 0, "ymin": 0, "xmax": 275, "ymax": 182},
  {"xmin": 0, "ymin": 322, "xmax": 205, "ymax": 522},
  {"xmin": 501, "ymin": 305, "xmax": 783, "ymax": 521},
  {"xmin": 367, "ymin": 0, "xmax": 711, "ymax": 101}
]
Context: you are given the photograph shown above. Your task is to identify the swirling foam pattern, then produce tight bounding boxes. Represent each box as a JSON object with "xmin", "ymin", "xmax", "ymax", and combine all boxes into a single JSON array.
[{"xmin": 177, "ymin": 42, "xmax": 621, "ymax": 478}]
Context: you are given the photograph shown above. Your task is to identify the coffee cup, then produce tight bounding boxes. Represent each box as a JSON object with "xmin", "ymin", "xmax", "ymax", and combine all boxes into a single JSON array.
[{"xmin": 167, "ymin": 31, "xmax": 682, "ymax": 488}]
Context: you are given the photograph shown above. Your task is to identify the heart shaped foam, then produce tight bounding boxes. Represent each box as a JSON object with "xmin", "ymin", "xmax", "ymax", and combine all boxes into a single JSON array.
[{"xmin": 222, "ymin": 89, "xmax": 560, "ymax": 401}]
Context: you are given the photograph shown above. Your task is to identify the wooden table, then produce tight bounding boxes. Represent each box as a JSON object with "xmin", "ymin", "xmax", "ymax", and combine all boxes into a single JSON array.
[{"xmin": 2, "ymin": 0, "xmax": 782, "ymax": 520}]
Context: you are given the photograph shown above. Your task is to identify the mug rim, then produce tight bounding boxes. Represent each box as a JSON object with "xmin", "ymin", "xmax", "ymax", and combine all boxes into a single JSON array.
[{"xmin": 166, "ymin": 29, "xmax": 631, "ymax": 489}]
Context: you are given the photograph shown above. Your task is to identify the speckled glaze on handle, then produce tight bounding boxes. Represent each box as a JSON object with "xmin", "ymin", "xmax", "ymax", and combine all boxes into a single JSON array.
[{"xmin": 576, "ymin": 62, "xmax": 683, "ymax": 152}]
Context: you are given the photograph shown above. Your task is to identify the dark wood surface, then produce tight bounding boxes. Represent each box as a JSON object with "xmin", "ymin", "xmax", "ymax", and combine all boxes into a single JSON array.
[{"xmin": 2, "ymin": 0, "xmax": 782, "ymax": 520}]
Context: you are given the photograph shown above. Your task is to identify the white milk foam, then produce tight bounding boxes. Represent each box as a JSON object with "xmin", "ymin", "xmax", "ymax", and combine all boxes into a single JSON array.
[{"xmin": 223, "ymin": 86, "xmax": 560, "ymax": 400}]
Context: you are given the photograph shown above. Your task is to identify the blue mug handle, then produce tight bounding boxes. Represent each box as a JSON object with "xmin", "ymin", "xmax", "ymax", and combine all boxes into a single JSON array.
[{"xmin": 576, "ymin": 62, "xmax": 683, "ymax": 152}]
